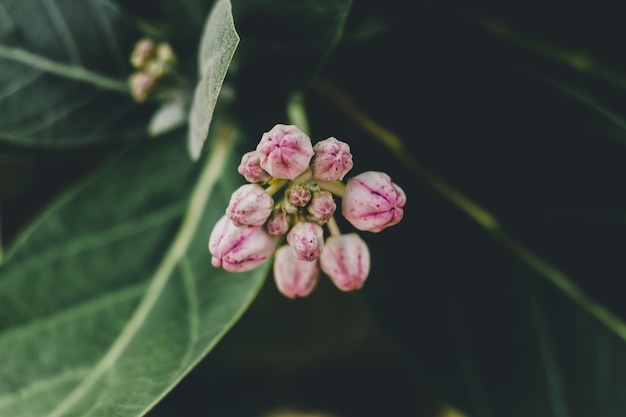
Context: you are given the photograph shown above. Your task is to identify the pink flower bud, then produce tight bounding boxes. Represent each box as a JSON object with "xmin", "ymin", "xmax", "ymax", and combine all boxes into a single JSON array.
[
  {"xmin": 273, "ymin": 245, "xmax": 320, "ymax": 298},
  {"xmin": 282, "ymin": 200, "xmax": 299, "ymax": 215},
  {"xmin": 226, "ymin": 184, "xmax": 274, "ymax": 226},
  {"xmin": 342, "ymin": 171, "xmax": 406, "ymax": 232},
  {"xmin": 130, "ymin": 38, "xmax": 156, "ymax": 69},
  {"xmin": 306, "ymin": 190, "xmax": 336, "ymax": 224},
  {"xmin": 209, "ymin": 215, "xmax": 276, "ymax": 272},
  {"xmin": 238, "ymin": 150, "xmax": 272, "ymax": 183},
  {"xmin": 129, "ymin": 72, "xmax": 157, "ymax": 102},
  {"xmin": 266, "ymin": 209, "xmax": 291, "ymax": 236},
  {"xmin": 286, "ymin": 221, "xmax": 325, "ymax": 261},
  {"xmin": 320, "ymin": 234, "xmax": 370, "ymax": 291},
  {"xmin": 287, "ymin": 183, "xmax": 312, "ymax": 207},
  {"xmin": 310, "ymin": 137, "xmax": 353, "ymax": 181},
  {"xmin": 256, "ymin": 124, "xmax": 314, "ymax": 180}
]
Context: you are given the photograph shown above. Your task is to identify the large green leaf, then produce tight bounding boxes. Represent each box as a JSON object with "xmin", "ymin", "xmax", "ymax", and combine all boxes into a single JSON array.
[
  {"xmin": 0, "ymin": 0, "xmax": 151, "ymax": 147},
  {"xmin": 187, "ymin": 0, "xmax": 239, "ymax": 160},
  {"xmin": 0, "ymin": 123, "xmax": 268, "ymax": 416}
]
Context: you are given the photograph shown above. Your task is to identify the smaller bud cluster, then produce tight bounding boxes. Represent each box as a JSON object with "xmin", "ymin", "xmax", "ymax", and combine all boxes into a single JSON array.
[
  {"xmin": 209, "ymin": 124, "xmax": 406, "ymax": 299},
  {"xmin": 128, "ymin": 38, "xmax": 178, "ymax": 102}
]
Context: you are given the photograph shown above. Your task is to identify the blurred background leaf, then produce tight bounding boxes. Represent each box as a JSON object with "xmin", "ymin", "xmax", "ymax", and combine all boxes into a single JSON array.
[{"xmin": 0, "ymin": 0, "xmax": 154, "ymax": 147}]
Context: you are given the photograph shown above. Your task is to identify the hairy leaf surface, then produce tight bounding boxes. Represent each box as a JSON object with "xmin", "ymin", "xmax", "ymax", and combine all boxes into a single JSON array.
[
  {"xmin": 0, "ymin": 124, "xmax": 267, "ymax": 417},
  {"xmin": 187, "ymin": 0, "xmax": 239, "ymax": 160}
]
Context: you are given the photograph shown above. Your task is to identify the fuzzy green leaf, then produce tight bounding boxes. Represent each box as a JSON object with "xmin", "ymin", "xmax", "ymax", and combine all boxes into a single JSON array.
[
  {"xmin": 187, "ymin": 0, "xmax": 240, "ymax": 160},
  {"xmin": 0, "ymin": 124, "xmax": 267, "ymax": 417}
]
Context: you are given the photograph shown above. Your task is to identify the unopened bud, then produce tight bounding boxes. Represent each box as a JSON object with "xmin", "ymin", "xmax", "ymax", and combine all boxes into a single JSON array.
[
  {"xmin": 266, "ymin": 210, "xmax": 291, "ymax": 236},
  {"xmin": 209, "ymin": 215, "xmax": 276, "ymax": 272},
  {"xmin": 320, "ymin": 234, "xmax": 370, "ymax": 291},
  {"xmin": 156, "ymin": 43, "xmax": 176, "ymax": 64},
  {"xmin": 273, "ymin": 245, "xmax": 320, "ymax": 298},
  {"xmin": 130, "ymin": 38, "xmax": 156, "ymax": 69},
  {"xmin": 256, "ymin": 124, "xmax": 314, "ymax": 180},
  {"xmin": 306, "ymin": 190, "xmax": 336, "ymax": 224},
  {"xmin": 282, "ymin": 200, "xmax": 299, "ymax": 215},
  {"xmin": 226, "ymin": 184, "xmax": 273, "ymax": 226},
  {"xmin": 129, "ymin": 72, "xmax": 157, "ymax": 102},
  {"xmin": 310, "ymin": 137, "xmax": 353, "ymax": 181},
  {"xmin": 286, "ymin": 221, "xmax": 325, "ymax": 261},
  {"xmin": 238, "ymin": 150, "xmax": 272, "ymax": 183},
  {"xmin": 287, "ymin": 183, "xmax": 312, "ymax": 207},
  {"xmin": 342, "ymin": 171, "xmax": 406, "ymax": 232}
]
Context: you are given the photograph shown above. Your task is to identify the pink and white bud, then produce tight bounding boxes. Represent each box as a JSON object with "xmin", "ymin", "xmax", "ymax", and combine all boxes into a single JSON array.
[
  {"xmin": 130, "ymin": 38, "xmax": 156, "ymax": 69},
  {"xmin": 266, "ymin": 209, "xmax": 291, "ymax": 236},
  {"xmin": 286, "ymin": 221, "xmax": 325, "ymax": 261},
  {"xmin": 256, "ymin": 124, "xmax": 314, "ymax": 180},
  {"xmin": 238, "ymin": 150, "xmax": 272, "ymax": 183},
  {"xmin": 226, "ymin": 184, "xmax": 274, "ymax": 226},
  {"xmin": 320, "ymin": 234, "xmax": 370, "ymax": 291},
  {"xmin": 306, "ymin": 190, "xmax": 336, "ymax": 224},
  {"xmin": 273, "ymin": 245, "xmax": 320, "ymax": 298},
  {"xmin": 342, "ymin": 171, "xmax": 406, "ymax": 232},
  {"xmin": 287, "ymin": 183, "xmax": 312, "ymax": 207},
  {"xmin": 209, "ymin": 215, "xmax": 277, "ymax": 272},
  {"xmin": 129, "ymin": 72, "xmax": 157, "ymax": 102},
  {"xmin": 156, "ymin": 43, "xmax": 176, "ymax": 64},
  {"xmin": 282, "ymin": 200, "xmax": 299, "ymax": 215},
  {"xmin": 310, "ymin": 137, "xmax": 353, "ymax": 181}
]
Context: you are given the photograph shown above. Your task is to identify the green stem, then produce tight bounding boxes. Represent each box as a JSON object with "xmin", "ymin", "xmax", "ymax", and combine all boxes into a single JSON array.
[
  {"xmin": 318, "ymin": 180, "xmax": 346, "ymax": 198},
  {"xmin": 327, "ymin": 216, "xmax": 341, "ymax": 237},
  {"xmin": 287, "ymin": 91, "xmax": 310, "ymax": 133},
  {"xmin": 47, "ymin": 123, "xmax": 236, "ymax": 417},
  {"xmin": 315, "ymin": 79, "xmax": 626, "ymax": 343},
  {"xmin": 265, "ymin": 179, "xmax": 288, "ymax": 196}
]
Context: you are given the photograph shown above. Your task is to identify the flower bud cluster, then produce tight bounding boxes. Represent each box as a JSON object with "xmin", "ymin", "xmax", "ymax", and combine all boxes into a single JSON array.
[
  {"xmin": 209, "ymin": 124, "xmax": 406, "ymax": 299},
  {"xmin": 128, "ymin": 38, "xmax": 178, "ymax": 102}
]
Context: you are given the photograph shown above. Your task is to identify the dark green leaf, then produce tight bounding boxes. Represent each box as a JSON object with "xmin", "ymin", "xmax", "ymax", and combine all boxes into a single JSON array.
[
  {"xmin": 0, "ymin": 0, "xmax": 152, "ymax": 147},
  {"xmin": 226, "ymin": 0, "xmax": 353, "ymax": 128},
  {"xmin": 0, "ymin": 123, "xmax": 268, "ymax": 416}
]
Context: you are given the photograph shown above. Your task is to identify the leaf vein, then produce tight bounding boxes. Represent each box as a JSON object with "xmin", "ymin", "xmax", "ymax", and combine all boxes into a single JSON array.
[
  {"xmin": 0, "ymin": 202, "xmax": 185, "ymax": 291},
  {"xmin": 45, "ymin": 125, "xmax": 235, "ymax": 417},
  {"xmin": 0, "ymin": 45, "xmax": 128, "ymax": 93},
  {"xmin": 42, "ymin": 0, "xmax": 81, "ymax": 65}
]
